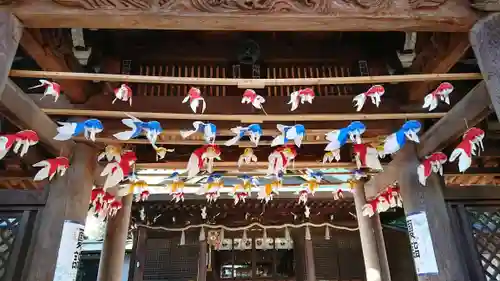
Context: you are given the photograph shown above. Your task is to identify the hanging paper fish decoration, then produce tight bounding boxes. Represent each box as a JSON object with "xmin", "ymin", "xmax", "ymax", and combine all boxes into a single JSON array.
[
  {"xmin": 183, "ymin": 87, "xmax": 206, "ymax": 114},
  {"xmin": 100, "ymin": 151, "xmax": 137, "ymax": 190},
  {"xmin": 288, "ymin": 88, "xmax": 315, "ymax": 111},
  {"xmin": 197, "ymin": 173, "xmax": 223, "ymax": 203},
  {"xmin": 238, "ymin": 148, "xmax": 258, "ymax": 167},
  {"xmin": 422, "ymin": 82, "xmax": 454, "ymax": 112},
  {"xmin": 138, "ymin": 189, "xmax": 150, "ymax": 202},
  {"xmin": 271, "ymin": 124, "xmax": 306, "ymax": 147},
  {"xmin": 153, "ymin": 145, "xmax": 174, "ymax": 161},
  {"xmin": 89, "ymin": 187, "xmax": 106, "ymax": 217},
  {"xmin": 225, "ymin": 124, "xmax": 262, "ymax": 147},
  {"xmin": 362, "ymin": 200, "xmax": 380, "ymax": 217},
  {"xmin": 417, "ymin": 152, "xmax": 448, "ymax": 186},
  {"xmin": 53, "ymin": 119, "xmax": 104, "ymax": 142},
  {"xmin": 352, "ymin": 85, "xmax": 385, "ymax": 112},
  {"xmin": 229, "ymin": 184, "xmax": 250, "ymax": 205},
  {"xmin": 0, "ymin": 130, "xmax": 39, "ymax": 160},
  {"xmin": 333, "ymin": 189, "xmax": 344, "ymax": 200},
  {"xmin": 116, "ymin": 179, "xmax": 148, "ymax": 197},
  {"xmin": 449, "ymin": 127, "xmax": 485, "ymax": 172},
  {"xmin": 267, "ymin": 145, "xmax": 297, "ymax": 176},
  {"xmin": 33, "ymin": 156, "xmax": 70, "ymax": 181},
  {"xmin": 107, "ymin": 198, "xmax": 123, "ymax": 217},
  {"xmin": 386, "ymin": 185, "xmax": 403, "ymax": 208},
  {"xmin": 241, "ymin": 89, "xmax": 266, "ymax": 109},
  {"xmin": 180, "ymin": 121, "xmax": 217, "ymax": 143},
  {"xmin": 186, "ymin": 144, "xmax": 222, "ymax": 178},
  {"xmin": 325, "ymin": 121, "xmax": 366, "ymax": 153},
  {"xmin": 322, "ymin": 151, "xmax": 340, "ymax": 164},
  {"xmin": 238, "ymin": 174, "xmax": 260, "ymax": 193},
  {"xmin": 383, "ymin": 120, "xmax": 422, "ymax": 155},
  {"xmin": 113, "ymin": 84, "xmax": 133, "ymax": 106},
  {"xmin": 98, "ymin": 145, "xmax": 122, "ymax": 162},
  {"xmin": 353, "ymin": 143, "xmax": 383, "ymax": 170},
  {"xmin": 258, "ymin": 172, "xmax": 282, "ymax": 203},
  {"xmin": 113, "ymin": 113, "xmax": 163, "ymax": 146},
  {"xmin": 296, "ymin": 170, "xmax": 323, "ymax": 204},
  {"xmin": 167, "ymin": 172, "xmax": 186, "ymax": 203},
  {"xmin": 29, "ymin": 79, "xmax": 61, "ymax": 102}
]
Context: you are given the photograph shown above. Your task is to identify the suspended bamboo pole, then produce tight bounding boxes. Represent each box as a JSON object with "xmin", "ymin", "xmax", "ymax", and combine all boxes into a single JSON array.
[
  {"xmin": 10, "ymin": 70, "xmax": 482, "ymax": 88},
  {"xmin": 43, "ymin": 108, "xmax": 447, "ymax": 122},
  {"xmin": 135, "ymin": 161, "xmax": 357, "ymax": 169}
]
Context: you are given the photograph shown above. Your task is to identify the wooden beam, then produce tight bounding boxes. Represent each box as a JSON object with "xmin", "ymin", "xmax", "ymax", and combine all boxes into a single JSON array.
[
  {"xmin": 10, "ymin": 70, "xmax": 482, "ymax": 86},
  {"xmin": 0, "ymin": 189, "xmax": 47, "ymax": 205},
  {"xmin": 471, "ymin": 13, "xmax": 500, "ymax": 121},
  {"xmin": 407, "ymin": 33, "xmax": 470, "ymax": 102},
  {"xmin": 6, "ymin": 0, "xmax": 477, "ymax": 31},
  {"xmin": 366, "ymin": 81, "xmax": 492, "ymax": 198},
  {"xmin": 19, "ymin": 29, "xmax": 90, "ymax": 103},
  {"xmin": 135, "ymin": 161, "xmax": 357, "ymax": 170}
]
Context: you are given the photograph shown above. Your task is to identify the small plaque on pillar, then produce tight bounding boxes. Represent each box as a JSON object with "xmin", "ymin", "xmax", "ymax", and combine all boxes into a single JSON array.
[
  {"xmin": 406, "ymin": 212, "xmax": 439, "ymax": 276},
  {"xmin": 53, "ymin": 220, "xmax": 85, "ymax": 281}
]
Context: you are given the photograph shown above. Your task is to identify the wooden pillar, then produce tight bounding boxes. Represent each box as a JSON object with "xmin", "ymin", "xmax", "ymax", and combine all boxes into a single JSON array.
[
  {"xmin": 304, "ymin": 228, "xmax": 316, "ymax": 281},
  {"xmin": 128, "ymin": 226, "xmax": 147, "ymax": 281},
  {"xmin": 0, "ymin": 12, "xmax": 22, "ymax": 92},
  {"xmin": 24, "ymin": 143, "xmax": 96, "ymax": 281},
  {"xmin": 397, "ymin": 144, "xmax": 467, "ymax": 281},
  {"xmin": 97, "ymin": 194, "xmax": 133, "ymax": 281},
  {"xmin": 198, "ymin": 232, "xmax": 207, "ymax": 281},
  {"xmin": 353, "ymin": 180, "xmax": 382, "ymax": 281},
  {"xmin": 371, "ymin": 214, "xmax": 391, "ymax": 281}
]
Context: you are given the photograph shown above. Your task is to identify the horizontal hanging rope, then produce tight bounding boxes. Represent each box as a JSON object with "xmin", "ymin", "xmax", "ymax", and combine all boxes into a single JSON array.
[
  {"xmin": 136, "ymin": 221, "xmax": 358, "ymax": 232},
  {"xmin": 43, "ymin": 108, "xmax": 447, "ymax": 122},
  {"xmin": 10, "ymin": 70, "xmax": 482, "ymax": 87}
]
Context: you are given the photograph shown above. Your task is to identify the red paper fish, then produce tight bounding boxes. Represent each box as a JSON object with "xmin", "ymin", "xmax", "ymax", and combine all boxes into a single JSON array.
[
  {"xmin": 183, "ymin": 87, "xmax": 206, "ymax": 114},
  {"xmin": 417, "ymin": 152, "xmax": 448, "ymax": 186},
  {"xmin": 113, "ymin": 84, "xmax": 133, "ymax": 106},
  {"xmin": 29, "ymin": 80, "xmax": 61, "ymax": 102},
  {"xmin": 100, "ymin": 151, "xmax": 137, "ymax": 189},
  {"xmin": 288, "ymin": 88, "xmax": 315, "ymax": 111},
  {"xmin": 267, "ymin": 145, "xmax": 297, "ymax": 176},
  {"xmin": 352, "ymin": 85, "xmax": 385, "ymax": 112},
  {"xmin": 186, "ymin": 144, "xmax": 221, "ymax": 178},
  {"xmin": 33, "ymin": 157, "xmax": 70, "ymax": 181},
  {"xmin": 0, "ymin": 130, "xmax": 39, "ymax": 160},
  {"xmin": 422, "ymin": 82, "xmax": 453, "ymax": 111},
  {"xmin": 449, "ymin": 127, "xmax": 485, "ymax": 172},
  {"xmin": 353, "ymin": 143, "xmax": 383, "ymax": 170},
  {"xmin": 241, "ymin": 89, "xmax": 266, "ymax": 109},
  {"xmin": 108, "ymin": 199, "xmax": 123, "ymax": 217}
]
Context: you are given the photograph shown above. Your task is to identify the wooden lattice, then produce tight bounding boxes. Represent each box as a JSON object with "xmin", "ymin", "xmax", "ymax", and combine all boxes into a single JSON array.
[
  {"xmin": 0, "ymin": 215, "xmax": 21, "ymax": 280},
  {"xmin": 467, "ymin": 209, "xmax": 500, "ymax": 281}
]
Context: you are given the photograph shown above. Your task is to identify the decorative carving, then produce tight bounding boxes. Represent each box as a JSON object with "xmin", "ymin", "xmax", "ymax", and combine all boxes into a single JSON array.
[
  {"xmin": 53, "ymin": 0, "xmax": 151, "ymax": 9},
  {"xmin": 409, "ymin": 0, "xmax": 447, "ymax": 9}
]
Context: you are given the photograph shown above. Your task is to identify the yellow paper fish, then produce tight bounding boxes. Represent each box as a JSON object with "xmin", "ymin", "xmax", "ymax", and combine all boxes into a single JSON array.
[
  {"xmin": 323, "ymin": 150, "xmax": 340, "ymax": 163},
  {"xmin": 128, "ymin": 180, "xmax": 148, "ymax": 194},
  {"xmin": 98, "ymin": 145, "xmax": 122, "ymax": 162},
  {"xmin": 154, "ymin": 146, "xmax": 174, "ymax": 161},
  {"xmin": 238, "ymin": 148, "xmax": 258, "ymax": 167}
]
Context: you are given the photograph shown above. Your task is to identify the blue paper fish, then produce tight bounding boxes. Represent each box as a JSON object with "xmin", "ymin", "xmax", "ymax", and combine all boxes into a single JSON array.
[
  {"xmin": 224, "ymin": 124, "xmax": 262, "ymax": 147},
  {"xmin": 113, "ymin": 113, "xmax": 162, "ymax": 146},
  {"xmin": 206, "ymin": 173, "xmax": 223, "ymax": 183},
  {"xmin": 324, "ymin": 121, "xmax": 366, "ymax": 152},
  {"xmin": 383, "ymin": 120, "xmax": 422, "ymax": 155},
  {"xmin": 53, "ymin": 118, "xmax": 103, "ymax": 142},
  {"xmin": 305, "ymin": 169, "xmax": 324, "ymax": 182},
  {"xmin": 271, "ymin": 124, "xmax": 306, "ymax": 147},
  {"xmin": 168, "ymin": 171, "xmax": 181, "ymax": 181},
  {"xmin": 238, "ymin": 174, "xmax": 260, "ymax": 188},
  {"xmin": 180, "ymin": 121, "xmax": 217, "ymax": 143}
]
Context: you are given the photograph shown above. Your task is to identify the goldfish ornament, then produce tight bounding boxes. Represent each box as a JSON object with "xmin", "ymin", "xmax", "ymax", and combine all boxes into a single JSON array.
[
  {"xmin": 322, "ymin": 151, "xmax": 340, "ymax": 164},
  {"xmin": 107, "ymin": 198, "xmax": 123, "ymax": 217},
  {"xmin": 116, "ymin": 179, "xmax": 148, "ymax": 197},
  {"xmin": 241, "ymin": 89, "xmax": 266, "ymax": 110},
  {"xmin": 362, "ymin": 199, "xmax": 380, "ymax": 217},
  {"xmin": 229, "ymin": 184, "xmax": 250, "ymax": 205},
  {"xmin": 197, "ymin": 173, "xmax": 223, "ymax": 203},
  {"xmin": 33, "ymin": 157, "xmax": 70, "ymax": 181},
  {"xmin": 325, "ymin": 121, "xmax": 366, "ymax": 153},
  {"xmin": 113, "ymin": 113, "xmax": 162, "ymax": 146},
  {"xmin": 113, "ymin": 84, "xmax": 133, "ymax": 106},
  {"xmin": 237, "ymin": 174, "xmax": 260, "ymax": 193},
  {"xmin": 386, "ymin": 185, "xmax": 403, "ymax": 208},
  {"xmin": 267, "ymin": 145, "xmax": 297, "ymax": 176},
  {"xmin": 449, "ymin": 127, "xmax": 485, "ymax": 172},
  {"xmin": 53, "ymin": 119, "xmax": 103, "ymax": 142},
  {"xmin": 271, "ymin": 124, "xmax": 306, "ymax": 147},
  {"xmin": 333, "ymin": 189, "xmax": 344, "ymax": 200},
  {"xmin": 422, "ymin": 82, "xmax": 454, "ymax": 112},
  {"xmin": 166, "ymin": 172, "xmax": 186, "ymax": 203},
  {"xmin": 137, "ymin": 190, "xmax": 150, "ymax": 202},
  {"xmin": 186, "ymin": 144, "xmax": 222, "ymax": 178},
  {"xmin": 29, "ymin": 80, "xmax": 61, "ymax": 102},
  {"xmin": 225, "ymin": 124, "xmax": 262, "ymax": 147},
  {"xmin": 296, "ymin": 170, "xmax": 323, "ymax": 204},
  {"xmin": 353, "ymin": 143, "xmax": 383, "ymax": 170},
  {"xmin": 89, "ymin": 187, "xmax": 106, "ymax": 217},
  {"xmin": 153, "ymin": 145, "xmax": 174, "ymax": 161},
  {"xmin": 183, "ymin": 87, "xmax": 206, "ymax": 114},
  {"xmin": 98, "ymin": 145, "xmax": 122, "ymax": 162},
  {"xmin": 258, "ymin": 172, "xmax": 282, "ymax": 203},
  {"xmin": 180, "ymin": 121, "xmax": 217, "ymax": 143},
  {"xmin": 100, "ymin": 151, "xmax": 137, "ymax": 190},
  {"xmin": 417, "ymin": 152, "xmax": 448, "ymax": 186},
  {"xmin": 352, "ymin": 85, "xmax": 385, "ymax": 112},
  {"xmin": 0, "ymin": 130, "xmax": 39, "ymax": 160},
  {"xmin": 383, "ymin": 120, "xmax": 421, "ymax": 155},
  {"xmin": 288, "ymin": 88, "xmax": 315, "ymax": 111},
  {"xmin": 238, "ymin": 148, "xmax": 258, "ymax": 167}
]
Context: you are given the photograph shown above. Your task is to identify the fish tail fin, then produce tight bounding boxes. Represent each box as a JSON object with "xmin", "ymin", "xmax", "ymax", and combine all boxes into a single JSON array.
[
  {"xmin": 113, "ymin": 130, "xmax": 136, "ymax": 141},
  {"xmin": 0, "ymin": 149, "xmax": 9, "ymax": 161},
  {"xmin": 224, "ymin": 135, "xmax": 241, "ymax": 146},
  {"xmin": 33, "ymin": 166, "xmax": 50, "ymax": 182},
  {"xmin": 352, "ymin": 93, "xmax": 367, "ymax": 112},
  {"xmin": 271, "ymin": 135, "xmax": 285, "ymax": 147},
  {"xmin": 186, "ymin": 153, "xmax": 201, "ymax": 178},
  {"xmin": 417, "ymin": 164, "xmax": 427, "ymax": 186},
  {"xmin": 53, "ymin": 122, "xmax": 77, "ymax": 141},
  {"xmin": 422, "ymin": 93, "xmax": 437, "ymax": 111},
  {"xmin": 180, "ymin": 129, "xmax": 197, "ymax": 139}
]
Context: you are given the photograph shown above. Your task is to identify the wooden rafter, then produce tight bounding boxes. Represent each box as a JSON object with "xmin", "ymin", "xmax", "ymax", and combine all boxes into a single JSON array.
[
  {"xmin": 407, "ymin": 33, "xmax": 470, "ymax": 102},
  {"xmin": 19, "ymin": 29, "xmax": 90, "ymax": 103}
]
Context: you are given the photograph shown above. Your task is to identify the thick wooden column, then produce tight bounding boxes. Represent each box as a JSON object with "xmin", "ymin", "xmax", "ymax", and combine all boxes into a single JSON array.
[
  {"xmin": 371, "ymin": 214, "xmax": 391, "ymax": 281},
  {"xmin": 24, "ymin": 143, "xmax": 96, "ymax": 281},
  {"xmin": 0, "ymin": 12, "xmax": 22, "ymax": 92},
  {"xmin": 304, "ymin": 228, "xmax": 316, "ymax": 281},
  {"xmin": 397, "ymin": 144, "xmax": 467, "ymax": 281},
  {"xmin": 198, "ymin": 233, "xmax": 207, "ymax": 281},
  {"xmin": 353, "ymin": 180, "xmax": 382, "ymax": 281},
  {"xmin": 97, "ymin": 194, "xmax": 133, "ymax": 281},
  {"xmin": 128, "ymin": 226, "xmax": 148, "ymax": 281}
]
